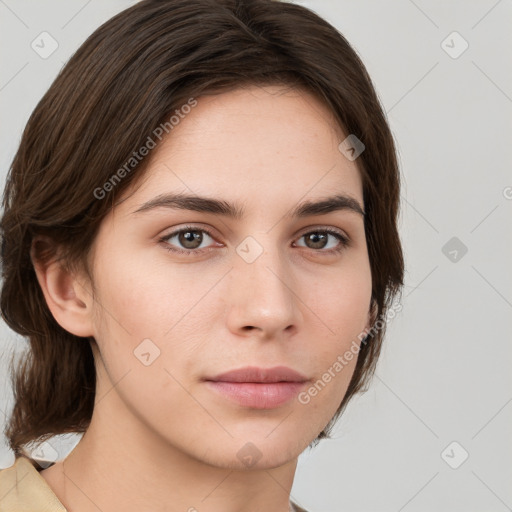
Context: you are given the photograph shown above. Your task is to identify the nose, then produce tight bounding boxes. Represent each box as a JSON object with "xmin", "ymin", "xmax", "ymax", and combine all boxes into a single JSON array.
[{"xmin": 225, "ymin": 239, "xmax": 302, "ymax": 339}]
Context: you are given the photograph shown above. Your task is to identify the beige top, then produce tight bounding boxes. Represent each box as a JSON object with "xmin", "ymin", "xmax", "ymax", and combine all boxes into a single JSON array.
[
  {"xmin": 0, "ymin": 457, "xmax": 67, "ymax": 511},
  {"xmin": 0, "ymin": 457, "xmax": 309, "ymax": 511}
]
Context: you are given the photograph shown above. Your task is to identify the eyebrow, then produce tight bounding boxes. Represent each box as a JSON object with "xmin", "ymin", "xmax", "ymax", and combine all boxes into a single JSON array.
[{"xmin": 131, "ymin": 192, "xmax": 365, "ymax": 218}]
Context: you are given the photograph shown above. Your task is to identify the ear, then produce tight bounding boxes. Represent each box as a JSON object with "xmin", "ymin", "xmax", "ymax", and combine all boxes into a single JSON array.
[{"xmin": 30, "ymin": 236, "xmax": 95, "ymax": 338}]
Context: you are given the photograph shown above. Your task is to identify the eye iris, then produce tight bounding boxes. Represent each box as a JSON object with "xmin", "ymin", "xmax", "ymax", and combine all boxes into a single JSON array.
[
  {"xmin": 179, "ymin": 230, "xmax": 202, "ymax": 249},
  {"xmin": 306, "ymin": 232, "xmax": 328, "ymax": 249}
]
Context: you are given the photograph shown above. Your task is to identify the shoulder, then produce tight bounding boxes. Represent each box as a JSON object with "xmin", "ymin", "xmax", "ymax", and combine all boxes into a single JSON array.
[
  {"xmin": 291, "ymin": 501, "xmax": 311, "ymax": 512},
  {"xmin": 0, "ymin": 456, "xmax": 67, "ymax": 511}
]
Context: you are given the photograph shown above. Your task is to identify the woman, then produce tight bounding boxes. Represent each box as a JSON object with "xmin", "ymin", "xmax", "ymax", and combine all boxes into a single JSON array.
[{"xmin": 0, "ymin": 0, "xmax": 404, "ymax": 510}]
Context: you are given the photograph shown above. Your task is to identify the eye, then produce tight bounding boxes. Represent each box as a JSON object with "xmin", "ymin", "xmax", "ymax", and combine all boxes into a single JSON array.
[
  {"xmin": 294, "ymin": 228, "xmax": 350, "ymax": 254},
  {"xmin": 159, "ymin": 225, "xmax": 218, "ymax": 255}
]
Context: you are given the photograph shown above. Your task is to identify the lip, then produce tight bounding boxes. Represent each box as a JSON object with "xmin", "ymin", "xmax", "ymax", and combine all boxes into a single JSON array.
[
  {"xmin": 205, "ymin": 365, "xmax": 309, "ymax": 383},
  {"xmin": 203, "ymin": 366, "xmax": 309, "ymax": 409}
]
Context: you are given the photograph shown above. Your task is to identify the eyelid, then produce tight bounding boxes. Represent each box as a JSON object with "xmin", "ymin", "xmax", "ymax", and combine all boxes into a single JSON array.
[
  {"xmin": 295, "ymin": 224, "xmax": 348, "ymax": 239},
  {"xmin": 158, "ymin": 223, "xmax": 218, "ymax": 241}
]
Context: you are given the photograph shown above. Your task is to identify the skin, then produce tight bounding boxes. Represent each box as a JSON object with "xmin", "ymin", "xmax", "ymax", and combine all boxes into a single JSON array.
[{"xmin": 35, "ymin": 84, "xmax": 373, "ymax": 512}]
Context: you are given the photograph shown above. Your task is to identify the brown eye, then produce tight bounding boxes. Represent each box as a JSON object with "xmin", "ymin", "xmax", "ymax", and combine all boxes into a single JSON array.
[
  {"xmin": 295, "ymin": 229, "xmax": 350, "ymax": 254},
  {"xmin": 176, "ymin": 229, "xmax": 204, "ymax": 249},
  {"xmin": 304, "ymin": 232, "xmax": 329, "ymax": 250},
  {"xmin": 160, "ymin": 226, "xmax": 217, "ymax": 254}
]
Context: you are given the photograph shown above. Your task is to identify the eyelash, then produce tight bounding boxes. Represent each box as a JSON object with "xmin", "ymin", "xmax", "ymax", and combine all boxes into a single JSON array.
[{"xmin": 158, "ymin": 225, "xmax": 350, "ymax": 256}]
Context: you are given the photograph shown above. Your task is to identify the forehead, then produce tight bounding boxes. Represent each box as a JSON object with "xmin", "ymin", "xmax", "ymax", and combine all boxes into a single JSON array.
[{"xmin": 118, "ymin": 85, "xmax": 364, "ymax": 213}]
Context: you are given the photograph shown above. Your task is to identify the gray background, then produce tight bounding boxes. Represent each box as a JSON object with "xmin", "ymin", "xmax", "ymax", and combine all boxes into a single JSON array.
[{"xmin": 1, "ymin": 1, "xmax": 511, "ymax": 511}]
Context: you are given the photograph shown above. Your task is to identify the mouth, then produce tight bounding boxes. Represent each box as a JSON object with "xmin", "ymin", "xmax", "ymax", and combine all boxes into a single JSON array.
[{"xmin": 203, "ymin": 366, "xmax": 309, "ymax": 409}]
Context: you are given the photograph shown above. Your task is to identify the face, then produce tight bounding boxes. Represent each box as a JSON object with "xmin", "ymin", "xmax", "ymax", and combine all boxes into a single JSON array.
[{"xmin": 85, "ymin": 85, "xmax": 372, "ymax": 469}]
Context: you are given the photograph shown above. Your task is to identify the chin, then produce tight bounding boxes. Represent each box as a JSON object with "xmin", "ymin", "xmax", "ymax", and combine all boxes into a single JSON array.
[{"xmin": 186, "ymin": 433, "xmax": 307, "ymax": 471}]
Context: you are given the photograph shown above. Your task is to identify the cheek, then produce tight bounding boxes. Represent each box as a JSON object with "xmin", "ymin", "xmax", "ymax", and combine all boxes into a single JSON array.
[
  {"xmin": 89, "ymin": 244, "xmax": 223, "ymax": 406},
  {"xmin": 88, "ymin": 248, "xmax": 202, "ymax": 417},
  {"xmin": 308, "ymin": 257, "xmax": 372, "ymax": 341},
  {"xmin": 299, "ymin": 259, "xmax": 372, "ymax": 401},
  {"xmin": 91, "ymin": 242, "xmax": 222, "ymax": 341}
]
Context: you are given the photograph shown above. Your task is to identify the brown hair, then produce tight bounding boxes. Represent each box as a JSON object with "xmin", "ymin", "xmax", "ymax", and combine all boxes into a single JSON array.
[{"xmin": 0, "ymin": 0, "xmax": 404, "ymax": 457}]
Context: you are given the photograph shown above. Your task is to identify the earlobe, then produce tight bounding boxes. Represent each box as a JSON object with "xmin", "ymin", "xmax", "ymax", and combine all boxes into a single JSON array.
[{"xmin": 31, "ymin": 237, "xmax": 94, "ymax": 338}]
